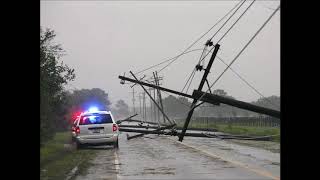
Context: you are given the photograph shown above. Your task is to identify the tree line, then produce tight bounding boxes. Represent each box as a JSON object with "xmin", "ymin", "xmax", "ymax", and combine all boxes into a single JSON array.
[{"xmin": 40, "ymin": 27, "xmax": 129, "ymax": 145}]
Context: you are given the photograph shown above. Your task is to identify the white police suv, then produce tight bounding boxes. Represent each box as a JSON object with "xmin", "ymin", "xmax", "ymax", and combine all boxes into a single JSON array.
[{"xmin": 72, "ymin": 107, "xmax": 119, "ymax": 149}]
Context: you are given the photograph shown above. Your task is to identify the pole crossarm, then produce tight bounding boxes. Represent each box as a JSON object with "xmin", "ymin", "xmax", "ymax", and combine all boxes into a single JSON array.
[{"xmin": 119, "ymin": 75, "xmax": 193, "ymax": 99}]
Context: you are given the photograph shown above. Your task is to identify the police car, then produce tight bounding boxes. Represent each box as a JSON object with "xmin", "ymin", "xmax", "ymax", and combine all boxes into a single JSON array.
[{"xmin": 72, "ymin": 107, "xmax": 119, "ymax": 149}]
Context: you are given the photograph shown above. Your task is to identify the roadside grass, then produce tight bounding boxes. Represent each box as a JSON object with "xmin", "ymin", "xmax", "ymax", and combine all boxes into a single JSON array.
[
  {"xmin": 40, "ymin": 132, "xmax": 98, "ymax": 180},
  {"xmin": 176, "ymin": 121, "xmax": 280, "ymax": 142}
]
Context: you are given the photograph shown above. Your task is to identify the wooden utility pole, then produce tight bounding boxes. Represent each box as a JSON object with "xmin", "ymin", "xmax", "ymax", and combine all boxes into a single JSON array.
[
  {"xmin": 153, "ymin": 84, "xmax": 157, "ymax": 122},
  {"xmin": 131, "ymin": 87, "xmax": 136, "ymax": 114},
  {"xmin": 139, "ymin": 93, "xmax": 142, "ymax": 120},
  {"xmin": 154, "ymin": 71, "xmax": 165, "ymax": 124},
  {"xmin": 178, "ymin": 44, "xmax": 220, "ymax": 142},
  {"xmin": 143, "ymin": 92, "xmax": 146, "ymax": 122},
  {"xmin": 148, "ymin": 87, "xmax": 153, "ymax": 122}
]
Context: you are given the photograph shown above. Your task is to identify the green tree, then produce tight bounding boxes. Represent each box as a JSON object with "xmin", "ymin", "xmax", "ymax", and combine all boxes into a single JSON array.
[
  {"xmin": 251, "ymin": 95, "xmax": 280, "ymax": 117},
  {"xmin": 66, "ymin": 88, "xmax": 111, "ymax": 117},
  {"xmin": 162, "ymin": 95, "xmax": 191, "ymax": 118},
  {"xmin": 40, "ymin": 27, "xmax": 75, "ymax": 145}
]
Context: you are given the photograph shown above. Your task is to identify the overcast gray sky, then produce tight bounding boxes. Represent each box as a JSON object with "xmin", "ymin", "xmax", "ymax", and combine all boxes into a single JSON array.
[{"xmin": 40, "ymin": 0, "xmax": 280, "ymax": 107}]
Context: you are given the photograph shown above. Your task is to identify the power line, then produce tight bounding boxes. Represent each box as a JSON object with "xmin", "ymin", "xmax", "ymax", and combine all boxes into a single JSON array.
[
  {"xmin": 134, "ymin": 48, "xmax": 211, "ymax": 75},
  {"xmin": 181, "ymin": 68, "xmax": 196, "ymax": 93},
  {"xmin": 209, "ymin": 0, "xmax": 247, "ymax": 42},
  {"xmin": 191, "ymin": 5, "xmax": 280, "ymax": 111},
  {"xmin": 217, "ymin": 0, "xmax": 256, "ymax": 44},
  {"xmin": 158, "ymin": 0, "xmax": 247, "ymax": 74},
  {"xmin": 197, "ymin": 0, "xmax": 255, "ymax": 65},
  {"xmin": 196, "ymin": 46, "xmax": 278, "ymax": 108},
  {"xmin": 133, "ymin": 0, "xmax": 244, "ymax": 76},
  {"xmin": 211, "ymin": 4, "xmax": 280, "ymax": 90},
  {"xmin": 181, "ymin": 45, "xmax": 207, "ymax": 94},
  {"xmin": 186, "ymin": 68, "xmax": 197, "ymax": 94},
  {"xmin": 131, "ymin": 48, "xmax": 213, "ymax": 86},
  {"xmin": 215, "ymin": 56, "xmax": 279, "ymax": 108}
]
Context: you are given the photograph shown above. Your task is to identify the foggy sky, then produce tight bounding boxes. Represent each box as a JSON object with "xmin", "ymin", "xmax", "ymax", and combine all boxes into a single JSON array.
[{"xmin": 40, "ymin": 1, "xmax": 280, "ymax": 108}]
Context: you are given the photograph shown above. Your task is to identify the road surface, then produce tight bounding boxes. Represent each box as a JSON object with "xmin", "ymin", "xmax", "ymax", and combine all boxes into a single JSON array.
[{"xmin": 74, "ymin": 132, "xmax": 280, "ymax": 180}]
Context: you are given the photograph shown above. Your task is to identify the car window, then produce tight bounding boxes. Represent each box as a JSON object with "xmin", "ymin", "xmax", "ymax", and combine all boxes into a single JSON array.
[{"xmin": 79, "ymin": 114, "xmax": 113, "ymax": 125}]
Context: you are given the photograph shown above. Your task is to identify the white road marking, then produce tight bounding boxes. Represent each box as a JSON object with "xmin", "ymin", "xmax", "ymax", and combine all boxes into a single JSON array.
[
  {"xmin": 114, "ymin": 150, "xmax": 121, "ymax": 180},
  {"xmin": 167, "ymin": 137, "xmax": 280, "ymax": 180}
]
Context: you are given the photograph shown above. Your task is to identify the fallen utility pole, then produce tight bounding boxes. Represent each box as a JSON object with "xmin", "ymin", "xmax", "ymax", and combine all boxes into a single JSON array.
[
  {"xmin": 116, "ymin": 113, "xmax": 138, "ymax": 124},
  {"xmin": 119, "ymin": 128, "xmax": 273, "ymax": 141},
  {"xmin": 124, "ymin": 113, "xmax": 138, "ymax": 120},
  {"xmin": 119, "ymin": 75, "xmax": 280, "ymax": 119},
  {"xmin": 125, "ymin": 124, "xmax": 176, "ymax": 140},
  {"xmin": 192, "ymin": 90, "xmax": 280, "ymax": 118},
  {"xmin": 119, "ymin": 124, "xmax": 218, "ymax": 132},
  {"xmin": 119, "ymin": 75, "xmax": 193, "ymax": 99},
  {"xmin": 120, "ymin": 125, "xmax": 162, "ymax": 129},
  {"xmin": 118, "ymin": 119, "xmax": 168, "ymax": 126}
]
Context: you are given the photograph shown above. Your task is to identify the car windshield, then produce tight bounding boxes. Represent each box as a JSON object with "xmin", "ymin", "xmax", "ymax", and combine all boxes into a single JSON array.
[{"xmin": 79, "ymin": 114, "xmax": 113, "ymax": 125}]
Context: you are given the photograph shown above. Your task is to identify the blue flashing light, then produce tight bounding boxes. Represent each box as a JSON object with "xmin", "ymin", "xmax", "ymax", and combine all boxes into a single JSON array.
[
  {"xmin": 88, "ymin": 107, "xmax": 99, "ymax": 113},
  {"xmin": 88, "ymin": 115, "xmax": 98, "ymax": 123}
]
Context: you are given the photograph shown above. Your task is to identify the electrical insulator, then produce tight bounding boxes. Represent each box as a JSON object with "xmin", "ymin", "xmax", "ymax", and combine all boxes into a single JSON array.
[{"xmin": 196, "ymin": 64, "xmax": 204, "ymax": 71}]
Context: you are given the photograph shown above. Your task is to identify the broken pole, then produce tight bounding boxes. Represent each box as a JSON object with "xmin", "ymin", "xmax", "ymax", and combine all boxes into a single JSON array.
[
  {"xmin": 123, "ymin": 124, "xmax": 176, "ymax": 140},
  {"xmin": 119, "ymin": 124, "xmax": 218, "ymax": 132},
  {"xmin": 192, "ymin": 90, "xmax": 280, "ymax": 118},
  {"xmin": 119, "ymin": 119, "xmax": 167, "ymax": 126},
  {"xmin": 116, "ymin": 113, "xmax": 138, "ymax": 124},
  {"xmin": 119, "ymin": 128, "xmax": 273, "ymax": 141},
  {"xmin": 179, "ymin": 44, "xmax": 220, "ymax": 142},
  {"xmin": 119, "ymin": 76, "xmax": 279, "ymax": 119},
  {"xmin": 119, "ymin": 124, "xmax": 162, "ymax": 129}
]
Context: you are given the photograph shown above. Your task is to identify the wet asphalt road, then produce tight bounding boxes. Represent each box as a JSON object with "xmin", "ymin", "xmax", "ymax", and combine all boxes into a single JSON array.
[{"xmin": 74, "ymin": 132, "xmax": 280, "ymax": 180}]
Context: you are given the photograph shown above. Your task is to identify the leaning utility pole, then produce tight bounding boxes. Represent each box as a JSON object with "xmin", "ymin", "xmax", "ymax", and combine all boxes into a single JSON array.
[{"xmin": 178, "ymin": 43, "xmax": 220, "ymax": 142}]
